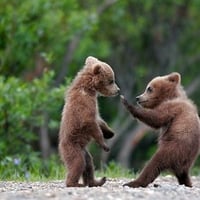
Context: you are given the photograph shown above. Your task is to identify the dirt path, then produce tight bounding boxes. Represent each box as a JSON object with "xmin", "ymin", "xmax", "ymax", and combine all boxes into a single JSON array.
[{"xmin": 0, "ymin": 176, "xmax": 200, "ymax": 200}]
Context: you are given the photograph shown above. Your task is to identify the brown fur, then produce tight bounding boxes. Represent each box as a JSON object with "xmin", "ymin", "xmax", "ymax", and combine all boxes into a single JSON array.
[
  {"xmin": 121, "ymin": 72, "xmax": 200, "ymax": 188},
  {"xmin": 59, "ymin": 56, "xmax": 120, "ymax": 187}
]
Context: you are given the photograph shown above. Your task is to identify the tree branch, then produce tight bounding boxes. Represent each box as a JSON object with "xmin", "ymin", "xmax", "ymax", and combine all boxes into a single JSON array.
[{"xmin": 55, "ymin": 34, "xmax": 82, "ymax": 86}]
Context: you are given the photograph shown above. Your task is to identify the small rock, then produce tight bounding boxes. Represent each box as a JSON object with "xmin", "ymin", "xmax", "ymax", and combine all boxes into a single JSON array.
[{"xmin": 45, "ymin": 192, "xmax": 56, "ymax": 198}]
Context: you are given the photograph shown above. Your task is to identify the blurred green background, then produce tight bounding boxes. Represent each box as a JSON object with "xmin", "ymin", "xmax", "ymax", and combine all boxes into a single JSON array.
[{"xmin": 1, "ymin": 0, "xmax": 200, "ymax": 180}]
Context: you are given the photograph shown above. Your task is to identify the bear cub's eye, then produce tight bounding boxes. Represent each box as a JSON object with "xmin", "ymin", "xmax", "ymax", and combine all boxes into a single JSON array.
[
  {"xmin": 147, "ymin": 86, "xmax": 153, "ymax": 93},
  {"xmin": 108, "ymin": 80, "xmax": 114, "ymax": 85}
]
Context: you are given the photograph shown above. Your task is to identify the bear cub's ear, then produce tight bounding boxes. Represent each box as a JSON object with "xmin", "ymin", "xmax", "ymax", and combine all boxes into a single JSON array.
[
  {"xmin": 93, "ymin": 64, "xmax": 102, "ymax": 75},
  {"xmin": 167, "ymin": 72, "xmax": 181, "ymax": 84},
  {"xmin": 85, "ymin": 56, "xmax": 98, "ymax": 66}
]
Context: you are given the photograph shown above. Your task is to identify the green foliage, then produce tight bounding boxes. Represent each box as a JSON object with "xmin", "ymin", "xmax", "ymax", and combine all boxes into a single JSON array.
[
  {"xmin": 0, "ymin": 0, "xmax": 71, "ymax": 74},
  {"xmin": 0, "ymin": 158, "xmax": 133, "ymax": 181},
  {"xmin": 0, "ymin": 0, "xmax": 112, "ymax": 77},
  {"xmin": 0, "ymin": 154, "xmax": 65, "ymax": 181},
  {"xmin": 0, "ymin": 71, "xmax": 66, "ymax": 158},
  {"xmin": 97, "ymin": 161, "xmax": 134, "ymax": 179},
  {"xmin": 0, "ymin": 71, "xmax": 67, "ymax": 180},
  {"xmin": 1, "ymin": 0, "xmax": 200, "ymax": 179}
]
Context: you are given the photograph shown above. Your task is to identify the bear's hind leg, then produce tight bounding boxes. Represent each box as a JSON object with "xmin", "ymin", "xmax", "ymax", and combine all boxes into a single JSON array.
[
  {"xmin": 124, "ymin": 150, "xmax": 166, "ymax": 188},
  {"xmin": 82, "ymin": 150, "xmax": 106, "ymax": 187},
  {"xmin": 175, "ymin": 171, "xmax": 192, "ymax": 187},
  {"xmin": 65, "ymin": 150, "xmax": 85, "ymax": 187}
]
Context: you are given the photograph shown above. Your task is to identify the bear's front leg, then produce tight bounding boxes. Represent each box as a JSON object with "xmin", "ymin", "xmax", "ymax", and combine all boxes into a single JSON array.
[
  {"xmin": 121, "ymin": 95, "xmax": 173, "ymax": 129},
  {"xmin": 89, "ymin": 122, "xmax": 110, "ymax": 152},
  {"xmin": 98, "ymin": 118, "xmax": 115, "ymax": 139},
  {"xmin": 120, "ymin": 95, "xmax": 137, "ymax": 117}
]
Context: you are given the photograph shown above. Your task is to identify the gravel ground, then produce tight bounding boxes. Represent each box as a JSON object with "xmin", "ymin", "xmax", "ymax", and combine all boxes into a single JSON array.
[{"xmin": 0, "ymin": 176, "xmax": 200, "ymax": 200}]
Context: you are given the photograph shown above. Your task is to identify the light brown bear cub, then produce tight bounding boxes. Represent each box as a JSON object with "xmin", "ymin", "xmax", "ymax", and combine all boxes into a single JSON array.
[
  {"xmin": 121, "ymin": 72, "xmax": 200, "ymax": 188},
  {"xmin": 59, "ymin": 56, "xmax": 120, "ymax": 187}
]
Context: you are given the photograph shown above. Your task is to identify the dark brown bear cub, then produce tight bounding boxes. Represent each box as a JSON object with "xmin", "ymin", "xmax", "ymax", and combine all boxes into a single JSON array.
[
  {"xmin": 121, "ymin": 72, "xmax": 200, "ymax": 188},
  {"xmin": 59, "ymin": 56, "xmax": 120, "ymax": 187}
]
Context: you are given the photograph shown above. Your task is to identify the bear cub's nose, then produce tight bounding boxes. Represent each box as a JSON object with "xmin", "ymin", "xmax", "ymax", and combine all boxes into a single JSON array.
[
  {"xmin": 117, "ymin": 87, "xmax": 120, "ymax": 94},
  {"xmin": 136, "ymin": 96, "xmax": 140, "ymax": 102},
  {"xmin": 115, "ymin": 86, "xmax": 120, "ymax": 95}
]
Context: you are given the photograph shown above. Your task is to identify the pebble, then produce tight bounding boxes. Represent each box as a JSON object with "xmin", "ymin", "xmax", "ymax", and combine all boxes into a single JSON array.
[{"xmin": 0, "ymin": 177, "xmax": 200, "ymax": 200}]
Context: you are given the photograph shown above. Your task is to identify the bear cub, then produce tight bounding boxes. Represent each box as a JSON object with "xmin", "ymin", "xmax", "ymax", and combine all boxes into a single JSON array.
[
  {"xmin": 59, "ymin": 56, "xmax": 120, "ymax": 187},
  {"xmin": 121, "ymin": 72, "xmax": 200, "ymax": 187}
]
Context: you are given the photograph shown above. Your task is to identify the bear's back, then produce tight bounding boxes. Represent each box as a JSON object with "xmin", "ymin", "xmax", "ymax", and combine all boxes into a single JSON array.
[{"xmin": 159, "ymin": 97, "xmax": 200, "ymax": 146}]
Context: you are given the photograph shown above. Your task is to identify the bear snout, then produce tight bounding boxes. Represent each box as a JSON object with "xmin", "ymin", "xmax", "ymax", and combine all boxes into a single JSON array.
[
  {"xmin": 112, "ymin": 84, "xmax": 120, "ymax": 96},
  {"xmin": 116, "ymin": 86, "xmax": 120, "ymax": 94},
  {"xmin": 136, "ymin": 95, "xmax": 146, "ymax": 105},
  {"xmin": 112, "ymin": 89, "xmax": 120, "ymax": 96},
  {"xmin": 136, "ymin": 96, "xmax": 140, "ymax": 102}
]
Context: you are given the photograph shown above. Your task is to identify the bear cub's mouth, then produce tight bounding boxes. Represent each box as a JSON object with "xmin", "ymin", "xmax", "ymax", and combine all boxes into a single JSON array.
[{"xmin": 136, "ymin": 100, "xmax": 148, "ymax": 106}]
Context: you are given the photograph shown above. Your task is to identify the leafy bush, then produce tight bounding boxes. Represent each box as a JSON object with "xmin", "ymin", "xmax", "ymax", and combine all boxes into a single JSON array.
[{"xmin": 0, "ymin": 70, "xmax": 66, "ymax": 164}]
